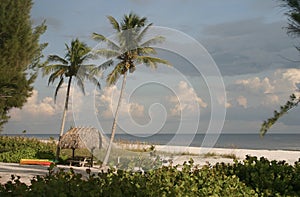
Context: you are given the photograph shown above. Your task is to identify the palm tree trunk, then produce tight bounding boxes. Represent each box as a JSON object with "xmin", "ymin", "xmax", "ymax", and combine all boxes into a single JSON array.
[
  {"xmin": 55, "ymin": 76, "xmax": 72, "ymax": 161},
  {"xmin": 102, "ymin": 72, "xmax": 127, "ymax": 166}
]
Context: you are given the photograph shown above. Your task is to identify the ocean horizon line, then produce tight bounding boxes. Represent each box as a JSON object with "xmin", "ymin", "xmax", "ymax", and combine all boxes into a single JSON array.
[{"xmin": 1, "ymin": 133, "xmax": 300, "ymax": 151}]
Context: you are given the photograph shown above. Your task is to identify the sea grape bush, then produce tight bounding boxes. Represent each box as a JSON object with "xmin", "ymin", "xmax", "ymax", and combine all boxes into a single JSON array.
[
  {"xmin": 215, "ymin": 155, "xmax": 300, "ymax": 196},
  {"xmin": 0, "ymin": 136, "xmax": 56, "ymax": 162},
  {"xmin": 1, "ymin": 156, "xmax": 300, "ymax": 196},
  {"xmin": 0, "ymin": 160, "xmax": 256, "ymax": 196}
]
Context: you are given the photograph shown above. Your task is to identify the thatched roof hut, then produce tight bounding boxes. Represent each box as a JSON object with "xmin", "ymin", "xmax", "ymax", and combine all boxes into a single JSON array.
[{"xmin": 59, "ymin": 127, "xmax": 103, "ymax": 159}]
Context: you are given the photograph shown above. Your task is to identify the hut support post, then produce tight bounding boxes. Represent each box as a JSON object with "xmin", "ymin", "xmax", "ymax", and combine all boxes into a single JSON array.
[
  {"xmin": 90, "ymin": 148, "xmax": 94, "ymax": 167},
  {"xmin": 72, "ymin": 148, "xmax": 75, "ymax": 160}
]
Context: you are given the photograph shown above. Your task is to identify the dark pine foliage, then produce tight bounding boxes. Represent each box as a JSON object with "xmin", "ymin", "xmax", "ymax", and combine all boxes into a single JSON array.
[{"xmin": 0, "ymin": 0, "xmax": 46, "ymax": 130}]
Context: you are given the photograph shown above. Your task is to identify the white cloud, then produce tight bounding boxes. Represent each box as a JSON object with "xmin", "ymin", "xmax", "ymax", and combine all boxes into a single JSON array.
[
  {"xmin": 8, "ymin": 82, "xmax": 86, "ymax": 122},
  {"xmin": 276, "ymin": 69, "xmax": 300, "ymax": 93},
  {"xmin": 235, "ymin": 77, "xmax": 274, "ymax": 94},
  {"xmin": 225, "ymin": 102, "xmax": 232, "ymax": 108},
  {"xmin": 98, "ymin": 86, "xmax": 145, "ymax": 119},
  {"xmin": 129, "ymin": 103, "xmax": 145, "ymax": 117},
  {"xmin": 236, "ymin": 95, "xmax": 247, "ymax": 108},
  {"xmin": 281, "ymin": 69, "xmax": 300, "ymax": 84},
  {"xmin": 262, "ymin": 94, "xmax": 279, "ymax": 106},
  {"xmin": 9, "ymin": 90, "xmax": 56, "ymax": 121},
  {"xmin": 217, "ymin": 95, "xmax": 232, "ymax": 108},
  {"xmin": 267, "ymin": 69, "xmax": 300, "ymax": 95},
  {"xmin": 229, "ymin": 68, "xmax": 300, "ymax": 108},
  {"xmin": 169, "ymin": 81, "xmax": 207, "ymax": 116}
]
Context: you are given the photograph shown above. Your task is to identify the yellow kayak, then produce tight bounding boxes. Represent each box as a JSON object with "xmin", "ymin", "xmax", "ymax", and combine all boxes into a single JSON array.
[{"xmin": 20, "ymin": 159, "xmax": 54, "ymax": 166}]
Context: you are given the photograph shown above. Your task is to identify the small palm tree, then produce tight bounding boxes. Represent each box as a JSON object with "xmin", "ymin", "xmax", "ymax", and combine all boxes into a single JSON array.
[
  {"xmin": 43, "ymin": 38, "xmax": 111, "ymax": 160},
  {"xmin": 93, "ymin": 13, "xmax": 171, "ymax": 166}
]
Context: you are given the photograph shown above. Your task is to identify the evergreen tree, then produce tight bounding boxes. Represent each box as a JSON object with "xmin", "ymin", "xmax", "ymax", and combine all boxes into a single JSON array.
[
  {"xmin": 260, "ymin": 0, "xmax": 300, "ymax": 136},
  {"xmin": 0, "ymin": 0, "xmax": 46, "ymax": 130}
]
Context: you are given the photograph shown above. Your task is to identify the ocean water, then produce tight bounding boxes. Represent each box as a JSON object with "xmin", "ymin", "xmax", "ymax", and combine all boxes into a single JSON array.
[{"xmin": 2, "ymin": 133, "xmax": 300, "ymax": 151}]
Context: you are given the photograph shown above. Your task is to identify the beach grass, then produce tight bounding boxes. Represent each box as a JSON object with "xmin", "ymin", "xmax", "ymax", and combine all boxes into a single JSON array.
[{"xmin": 203, "ymin": 152, "xmax": 238, "ymax": 159}]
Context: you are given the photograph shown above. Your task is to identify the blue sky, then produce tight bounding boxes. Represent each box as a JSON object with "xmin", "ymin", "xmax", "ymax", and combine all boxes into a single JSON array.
[{"xmin": 4, "ymin": 0, "xmax": 300, "ymax": 135}]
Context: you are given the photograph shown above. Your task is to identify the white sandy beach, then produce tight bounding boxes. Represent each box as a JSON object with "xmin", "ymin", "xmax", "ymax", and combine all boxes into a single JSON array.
[
  {"xmin": 154, "ymin": 145, "xmax": 300, "ymax": 166},
  {"xmin": 120, "ymin": 144, "xmax": 300, "ymax": 164},
  {"xmin": 1, "ymin": 145, "xmax": 300, "ymax": 185}
]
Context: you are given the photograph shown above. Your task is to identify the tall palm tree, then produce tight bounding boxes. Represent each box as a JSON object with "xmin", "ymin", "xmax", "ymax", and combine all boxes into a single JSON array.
[
  {"xmin": 42, "ymin": 38, "xmax": 111, "ymax": 160},
  {"xmin": 93, "ymin": 13, "xmax": 171, "ymax": 166}
]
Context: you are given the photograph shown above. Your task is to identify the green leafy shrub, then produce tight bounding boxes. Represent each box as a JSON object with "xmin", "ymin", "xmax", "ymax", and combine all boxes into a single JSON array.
[
  {"xmin": 0, "ymin": 136, "xmax": 56, "ymax": 163},
  {"xmin": 0, "ymin": 160, "xmax": 256, "ymax": 196},
  {"xmin": 0, "ymin": 148, "xmax": 36, "ymax": 163},
  {"xmin": 140, "ymin": 159, "xmax": 256, "ymax": 197},
  {"xmin": 216, "ymin": 155, "xmax": 300, "ymax": 196},
  {"xmin": 1, "ymin": 153, "xmax": 300, "ymax": 196}
]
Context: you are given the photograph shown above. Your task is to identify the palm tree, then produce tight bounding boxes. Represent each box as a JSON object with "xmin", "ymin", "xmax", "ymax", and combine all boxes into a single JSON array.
[
  {"xmin": 93, "ymin": 13, "xmax": 171, "ymax": 166},
  {"xmin": 42, "ymin": 38, "xmax": 111, "ymax": 160}
]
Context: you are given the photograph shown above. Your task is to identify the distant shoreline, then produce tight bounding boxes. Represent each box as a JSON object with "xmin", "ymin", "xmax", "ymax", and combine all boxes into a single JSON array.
[{"xmin": 2, "ymin": 133, "xmax": 300, "ymax": 151}]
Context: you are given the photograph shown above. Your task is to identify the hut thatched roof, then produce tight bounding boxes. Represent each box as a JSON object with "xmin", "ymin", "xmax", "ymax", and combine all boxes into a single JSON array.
[{"xmin": 59, "ymin": 127, "xmax": 103, "ymax": 150}]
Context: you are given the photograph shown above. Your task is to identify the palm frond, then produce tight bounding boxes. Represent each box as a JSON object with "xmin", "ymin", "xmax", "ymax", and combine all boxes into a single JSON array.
[
  {"xmin": 47, "ymin": 55, "xmax": 68, "ymax": 64},
  {"xmin": 121, "ymin": 12, "xmax": 146, "ymax": 30},
  {"xmin": 95, "ymin": 59, "xmax": 114, "ymax": 72},
  {"xmin": 106, "ymin": 63, "xmax": 123, "ymax": 86},
  {"xmin": 136, "ymin": 56, "xmax": 171, "ymax": 69},
  {"xmin": 129, "ymin": 65, "xmax": 136, "ymax": 73},
  {"xmin": 66, "ymin": 39, "xmax": 90, "ymax": 64},
  {"xmin": 88, "ymin": 75, "xmax": 101, "ymax": 90},
  {"xmin": 107, "ymin": 16, "xmax": 120, "ymax": 32},
  {"xmin": 54, "ymin": 77, "xmax": 64, "ymax": 102},
  {"xmin": 141, "ymin": 36, "xmax": 165, "ymax": 47},
  {"xmin": 95, "ymin": 49, "xmax": 120, "ymax": 59},
  {"xmin": 137, "ymin": 47, "xmax": 157, "ymax": 55},
  {"xmin": 77, "ymin": 64, "xmax": 98, "ymax": 71},
  {"xmin": 74, "ymin": 66, "xmax": 102, "ymax": 94},
  {"xmin": 65, "ymin": 43, "xmax": 71, "ymax": 59},
  {"xmin": 76, "ymin": 77, "xmax": 85, "ymax": 95},
  {"xmin": 48, "ymin": 68, "xmax": 67, "ymax": 85},
  {"xmin": 76, "ymin": 64, "xmax": 100, "ymax": 78},
  {"xmin": 42, "ymin": 64, "xmax": 65, "ymax": 76},
  {"xmin": 78, "ymin": 44, "xmax": 91, "ymax": 60},
  {"xmin": 92, "ymin": 33, "xmax": 120, "ymax": 51},
  {"xmin": 79, "ymin": 50, "xmax": 94, "ymax": 63},
  {"xmin": 136, "ymin": 23, "xmax": 153, "ymax": 43},
  {"xmin": 84, "ymin": 52, "xmax": 98, "ymax": 60},
  {"xmin": 77, "ymin": 61, "xmax": 111, "ymax": 80},
  {"xmin": 76, "ymin": 65, "xmax": 91, "ymax": 79}
]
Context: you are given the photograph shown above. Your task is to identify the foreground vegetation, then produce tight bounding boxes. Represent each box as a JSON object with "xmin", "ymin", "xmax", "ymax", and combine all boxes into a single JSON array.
[
  {"xmin": 1, "ymin": 136, "xmax": 300, "ymax": 195},
  {"xmin": 0, "ymin": 136, "xmax": 55, "ymax": 163},
  {"xmin": 0, "ymin": 155, "xmax": 300, "ymax": 196}
]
